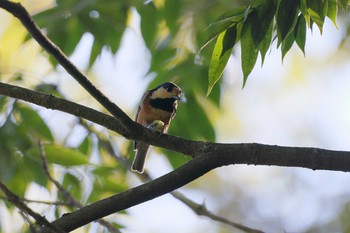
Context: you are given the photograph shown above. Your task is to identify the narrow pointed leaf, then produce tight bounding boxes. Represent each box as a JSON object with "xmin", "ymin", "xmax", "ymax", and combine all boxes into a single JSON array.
[
  {"xmin": 29, "ymin": 144, "xmax": 89, "ymax": 166},
  {"xmin": 294, "ymin": 15, "xmax": 307, "ymax": 54},
  {"xmin": 252, "ymin": 0, "xmax": 277, "ymax": 47},
  {"xmin": 259, "ymin": 21, "xmax": 273, "ymax": 65},
  {"xmin": 339, "ymin": 0, "xmax": 349, "ymax": 10},
  {"xmin": 276, "ymin": 0, "xmax": 300, "ymax": 42},
  {"xmin": 282, "ymin": 31, "xmax": 295, "ymax": 60},
  {"xmin": 241, "ymin": 15, "xmax": 259, "ymax": 87},
  {"xmin": 200, "ymin": 7, "xmax": 246, "ymax": 53},
  {"xmin": 306, "ymin": 0, "xmax": 328, "ymax": 33},
  {"xmin": 207, "ymin": 26, "xmax": 237, "ymax": 95},
  {"xmin": 327, "ymin": 0, "xmax": 338, "ymax": 27}
]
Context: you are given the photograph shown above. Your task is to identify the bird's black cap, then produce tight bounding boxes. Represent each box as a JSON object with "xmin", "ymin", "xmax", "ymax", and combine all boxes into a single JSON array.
[{"xmin": 156, "ymin": 82, "xmax": 180, "ymax": 92}]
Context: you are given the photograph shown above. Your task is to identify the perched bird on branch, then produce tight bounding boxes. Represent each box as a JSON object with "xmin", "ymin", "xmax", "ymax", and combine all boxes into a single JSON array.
[{"xmin": 132, "ymin": 82, "xmax": 182, "ymax": 174}]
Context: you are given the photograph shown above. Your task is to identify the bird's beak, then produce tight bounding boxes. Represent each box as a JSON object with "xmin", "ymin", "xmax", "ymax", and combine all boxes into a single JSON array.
[{"xmin": 174, "ymin": 95, "xmax": 181, "ymax": 100}]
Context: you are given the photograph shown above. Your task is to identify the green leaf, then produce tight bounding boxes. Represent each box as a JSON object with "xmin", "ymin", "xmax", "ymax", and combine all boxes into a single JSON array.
[
  {"xmin": 251, "ymin": 0, "xmax": 277, "ymax": 47},
  {"xmin": 16, "ymin": 105, "xmax": 53, "ymax": 142},
  {"xmin": 306, "ymin": 0, "xmax": 328, "ymax": 33},
  {"xmin": 33, "ymin": 0, "xmax": 129, "ymax": 67},
  {"xmin": 62, "ymin": 172, "xmax": 82, "ymax": 201},
  {"xmin": 294, "ymin": 15, "xmax": 307, "ymax": 54},
  {"xmin": 170, "ymin": 92, "xmax": 215, "ymax": 141},
  {"xmin": 339, "ymin": 0, "xmax": 348, "ymax": 10},
  {"xmin": 0, "ymin": 95, "xmax": 7, "ymax": 112},
  {"xmin": 211, "ymin": 7, "xmax": 248, "ymax": 25},
  {"xmin": 281, "ymin": 31, "xmax": 295, "ymax": 60},
  {"xmin": 207, "ymin": 25, "xmax": 237, "ymax": 96},
  {"xmin": 139, "ymin": 2, "xmax": 159, "ymax": 50},
  {"xmin": 276, "ymin": 0, "xmax": 300, "ymax": 43},
  {"xmin": 28, "ymin": 144, "xmax": 89, "ymax": 166},
  {"xmin": 22, "ymin": 153, "xmax": 48, "ymax": 187},
  {"xmin": 200, "ymin": 8, "xmax": 246, "ymax": 53},
  {"xmin": 199, "ymin": 21, "xmax": 234, "ymax": 54},
  {"xmin": 165, "ymin": 150, "xmax": 191, "ymax": 169},
  {"xmin": 300, "ymin": 0, "xmax": 308, "ymax": 16},
  {"xmin": 241, "ymin": 16, "xmax": 259, "ymax": 87},
  {"xmin": 259, "ymin": 20, "xmax": 273, "ymax": 65},
  {"xmin": 163, "ymin": 0, "xmax": 181, "ymax": 33},
  {"xmin": 327, "ymin": 0, "xmax": 338, "ymax": 27},
  {"xmin": 78, "ymin": 135, "xmax": 92, "ymax": 155}
]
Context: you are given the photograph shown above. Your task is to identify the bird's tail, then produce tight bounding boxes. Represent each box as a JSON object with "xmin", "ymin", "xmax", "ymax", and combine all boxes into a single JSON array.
[{"xmin": 131, "ymin": 143, "xmax": 150, "ymax": 174}]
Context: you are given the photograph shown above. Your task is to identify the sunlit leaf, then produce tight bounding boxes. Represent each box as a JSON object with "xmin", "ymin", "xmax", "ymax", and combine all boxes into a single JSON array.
[
  {"xmin": 306, "ymin": 0, "xmax": 328, "ymax": 33},
  {"xmin": 327, "ymin": 0, "xmax": 338, "ymax": 27},
  {"xmin": 29, "ymin": 144, "xmax": 89, "ymax": 166},
  {"xmin": 207, "ymin": 26, "xmax": 237, "ymax": 95}
]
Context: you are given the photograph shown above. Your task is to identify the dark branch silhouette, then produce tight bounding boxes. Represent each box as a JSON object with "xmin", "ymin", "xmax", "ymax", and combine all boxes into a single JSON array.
[
  {"xmin": 38, "ymin": 141, "xmax": 121, "ymax": 233},
  {"xmin": 1, "ymin": 1, "xmax": 350, "ymax": 233},
  {"xmin": 0, "ymin": 0, "xmax": 136, "ymax": 135},
  {"xmin": 0, "ymin": 181, "xmax": 65, "ymax": 233},
  {"xmin": 80, "ymin": 120, "xmax": 263, "ymax": 233}
]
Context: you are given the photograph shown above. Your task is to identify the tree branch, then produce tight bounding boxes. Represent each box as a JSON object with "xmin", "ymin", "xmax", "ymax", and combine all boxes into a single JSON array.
[
  {"xmin": 42, "ymin": 143, "xmax": 350, "ymax": 232},
  {"xmin": 0, "ymin": 0, "xmax": 137, "ymax": 135},
  {"xmin": 171, "ymin": 192, "xmax": 263, "ymax": 233},
  {"xmin": 1, "ymin": 81, "xmax": 350, "ymax": 173},
  {"xmin": 1, "ymin": 1, "xmax": 350, "ymax": 233},
  {"xmin": 80, "ymin": 120, "xmax": 264, "ymax": 233},
  {"xmin": 0, "ymin": 180, "xmax": 65, "ymax": 233},
  {"xmin": 38, "ymin": 141, "xmax": 121, "ymax": 233},
  {"xmin": 0, "ymin": 81, "xmax": 203, "ymax": 156}
]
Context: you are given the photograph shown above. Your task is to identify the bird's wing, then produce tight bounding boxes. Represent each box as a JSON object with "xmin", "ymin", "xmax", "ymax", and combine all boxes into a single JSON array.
[{"xmin": 134, "ymin": 91, "xmax": 151, "ymax": 150}]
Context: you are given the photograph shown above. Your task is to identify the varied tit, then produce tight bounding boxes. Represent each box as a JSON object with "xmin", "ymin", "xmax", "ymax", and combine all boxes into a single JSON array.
[{"xmin": 131, "ymin": 82, "xmax": 182, "ymax": 174}]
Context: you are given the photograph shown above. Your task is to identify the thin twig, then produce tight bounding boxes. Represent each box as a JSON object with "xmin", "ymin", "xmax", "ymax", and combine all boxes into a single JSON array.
[
  {"xmin": 0, "ymin": 181, "xmax": 65, "ymax": 233},
  {"xmin": 20, "ymin": 211, "xmax": 38, "ymax": 233},
  {"xmin": 171, "ymin": 192, "xmax": 264, "ymax": 233},
  {"xmin": 38, "ymin": 141, "xmax": 81, "ymax": 208},
  {"xmin": 37, "ymin": 141, "xmax": 121, "ymax": 233},
  {"xmin": 0, "ymin": 195, "xmax": 68, "ymax": 206}
]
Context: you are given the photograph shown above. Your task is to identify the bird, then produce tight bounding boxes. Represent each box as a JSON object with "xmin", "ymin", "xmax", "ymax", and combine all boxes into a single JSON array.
[{"xmin": 131, "ymin": 82, "xmax": 182, "ymax": 174}]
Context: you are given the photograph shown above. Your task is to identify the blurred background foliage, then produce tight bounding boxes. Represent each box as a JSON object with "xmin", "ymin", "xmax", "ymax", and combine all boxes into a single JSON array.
[{"xmin": 1, "ymin": 0, "xmax": 350, "ymax": 232}]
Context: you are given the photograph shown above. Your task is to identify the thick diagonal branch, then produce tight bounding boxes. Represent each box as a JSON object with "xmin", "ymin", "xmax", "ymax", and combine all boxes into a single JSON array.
[{"xmin": 2, "ymin": 82, "xmax": 350, "ymax": 174}]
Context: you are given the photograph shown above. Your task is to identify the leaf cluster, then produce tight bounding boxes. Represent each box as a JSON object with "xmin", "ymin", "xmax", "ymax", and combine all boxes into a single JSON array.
[
  {"xmin": 33, "ymin": 0, "xmax": 132, "ymax": 66},
  {"xmin": 204, "ymin": 0, "xmax": 349, "ymax": 94},
  {"xmin": 0, "ymin": 96, "xmax": 128, "ymax": 230}
]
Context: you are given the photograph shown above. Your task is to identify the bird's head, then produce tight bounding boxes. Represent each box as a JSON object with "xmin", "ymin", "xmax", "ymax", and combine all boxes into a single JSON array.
[{"xmin": 149, "ymin": 82, "xmax": 181, "ymax": 100}]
